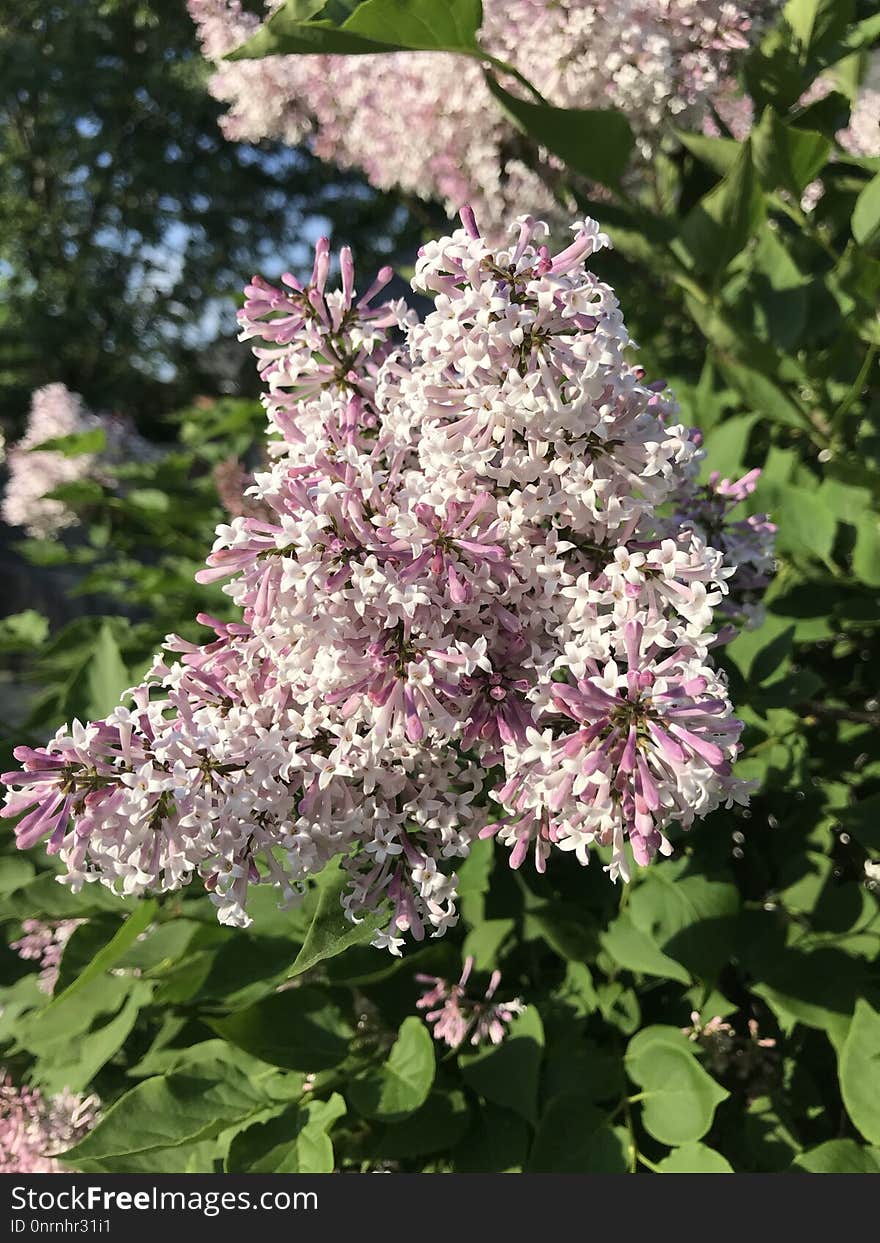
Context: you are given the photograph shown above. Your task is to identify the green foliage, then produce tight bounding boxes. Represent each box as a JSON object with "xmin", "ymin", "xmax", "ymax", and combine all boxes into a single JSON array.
[
  {"xmin": 485, "ymin": 77, "xmax": 635, "ymax": 189},
  {"xmin": 228, "ymin": 0, "xmax": 483, "ymax": 59},
  {"xmin": 625, "ymin": 1028, "xmax": 730, "ymax": 1147},
  {"xmin": 289, "ymin": 858, "xmax": 390, "ymax": 976},
  {"xmin": 348, "ymin": 1018, "xmax": 435, "ymax": 1121},
  {"xmin": 839, "ymin": 1002, "xmax": 880, "ymax": 1144}
]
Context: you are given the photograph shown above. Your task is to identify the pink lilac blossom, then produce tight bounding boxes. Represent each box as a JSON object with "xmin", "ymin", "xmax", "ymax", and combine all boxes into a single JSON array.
[
  {"xmin": 1, "ymin": 211, "xmax": 773, "ymax": 952},
  {"xmin": 189, "ymin": 1, "xmax": 772, "ymax": 230},
  {"xmin": 416, "ymin": 955, "xmax": 525, "ymax": 1047},
  {"xmin": 2, "ymin": 384, "xmax": 155, "ymax": 539},
  {"xmin": 0, "ymin": 1075, "xmax": 99, "ymax": 1174},
  {"xmin": 666, "ymin": 464, "xmax": 775, "ymax": 632},
  {"xmin": 837, "ymin": 87, "xmax": 880, "ymax": 159},
  {"xmin": 10, "ymin": 919, "xmax": 83, "ymax": 994}
]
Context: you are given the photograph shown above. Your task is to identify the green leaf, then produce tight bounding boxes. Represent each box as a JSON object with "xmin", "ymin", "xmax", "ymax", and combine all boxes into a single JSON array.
[
  {"xmin": 210, "ymin": 985, "xmax": 353, "ymax": 1071},
  {"xmin": 29, "ymin": 428, "xmax": 106, "ymax": 457},
  {"xmin": 459, "ymin": 1006, "xmax": 544, "ymax": 1125},
  {"xmin": 32, "ymin": 983, "xmax": 151, "ymax": 1096},
  {"xmin": 752, "ymin": 110, "xmax": 831, "ymax": 197},
  {"xmin": 454, "ymin": 1102, "xmax": 529, "ymax": 1172},
  {"xmin": 852, "ymin": 513, "xmax": 880, "ymax": 587},
  {"xmin": 289, "ymin": 858, "xmax": 387, "ymax": 976},
  {"xmin": 838, "ymin": 793, "xmax": 880, "ymax": 851},
  {"xmin": 527, "ymin": 1095, "xmax": 629, "ymax": 1172},
  {"xmin": 2, "ymin": 870, "xmax": 138, "ymax": 921},
  {"xmin": 0, "ymin": 610, "xmax": 49, "ymax": 652},
  {"xmin": 0, "ymin": 856, "xmax": 35, "ymax": 896},
  {"xmin": 625, "ymin": 1026, "xmax": 729, "ymax": 1146},
  {"xmin": 676, "ymin": 131, "xmax": 740, "ymax": 176},
  {"xmin": 596, "ymin": 981, "xmax": 641, "ymax": 1035},
  {"xmin": 229, "ymin": 0, "xmax": 482, "ymax": 59},
  {"xmin": 551, "ymin": 961, "xmax": 600, "ymax": 1019},
  {"xmin": 678, "ymin": 142, "xmax": 765, "ymax": 277},
  {"xmin": 456, "ymin": 835, "xmax": 493, "ymax": 926},
  {"xmin": 86, "ymin": 622, "xmax": 130, "ymax": 718},
  {"xmin": 345, "ymin": 0, "xmax": 481, "ymax": 51},
  {"xmin": 772, "ymin": 485, "xmax": 837, "ymax": 564},
  {"xmin": 852, "ymin": 173, "xmax": 880, "ymax": 246},
  {"xmin": 792, "ymin": 1139, "xmax": 880, "ymax": 1173},
  {"xmin": 839, "ymin": 1000, "xmax": 880, "ymax": 1144},
  {"xmin": 126, "ymin": 488, "xmax": 171, "ymax": 512},
  {"xmin": 484, "ymin": 74, "xmax": 634, "ymax": 189},
  {"xmin": 44, "ymin": 480, "xmax": 105, "ymax": 506},
  {"xmin": 462, "ymin": 918, "xmax": 514, "ymax": 971},
  {"xmin": 63, "ymin": 1063, "xmax": 271, "ymax": 1173},
  {"xmin": 748, "ymin": 946, "xmax": 877, "ymax": 1032},
  {"xmin": 226, "ymin": 1093, "xmax": 346, "ymax": 1173},
  {"xmin": 599, "ymin": 911, "xmax": 691, "ymax": 985},
  {"xmin": 627, "ymin": 870, "xmax": 740, "ymax": 982},
  {"xmin": 117, "ymin": 919, "xmax": 202, "ymax": 973},
  {"xmin": 744, "ymin": 29, "xmax": 804, "ymax": 112},
  {"xmin": 525, "ymin": 902, "xmax": 598, "ymax": 962},
  {"xmin": 349, "ymin": 1016, "xmax": 435, "ymax": 1121},
  {"xmin": 701, "ymin": 413, "xmax": 759, "ymax": 477},
  {"xmin": 784, "ymin": 0, "xmax": 854, "ymax": 55},
  {"xmin": 371, "ymin": 1089, "xmax": 470, "ymax": 1159},
  {"xmin": 749, "ymin": 226, "xmax": 812, "ymax": 352},
  {"xmin": 46, "ymin": 900, "xmax": 157, "ymax": 1012},
  {"xmin": 715, "ymin": 358, "xmax": 809, "ymax": 430},
  {"xmin": 750, "ymin": 625, "xmax": 796, "ymax": 685},
  {"xmin": 731, "ymin": 1094, "xmax": 802, "ymax": 1171},
  {"xmin": 655, "ymin": 1142, "xmax": 733, "ymax": 1173}
]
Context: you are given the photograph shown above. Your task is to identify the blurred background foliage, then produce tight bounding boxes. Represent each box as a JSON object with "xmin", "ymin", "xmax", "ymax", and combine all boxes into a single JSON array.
[
  {"xmin": 0, "ymin": 0, "xmax": 878, "ymax": 1175},
  {"xmin": 0, "ymin": 0, "xmax": 428, "ymax": 421}
]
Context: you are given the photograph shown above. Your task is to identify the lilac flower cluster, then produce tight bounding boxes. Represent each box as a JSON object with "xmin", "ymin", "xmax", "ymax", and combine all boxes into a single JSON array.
[
  {"xmin": 0, "ymin": 1074, "xmax": 99, "ymax": 1174},
  {"xmin": 2, "ymin": 385, "xmax": 101, "ymax": 539},
  {"xmin": 189, "ymin": 0, "xmax": 772, "ymax": 230},
  {"xmin": 416, "ymin": 956, "xmax": 524, "ymax": 1048},
  {"xmin": 1, "ymin": 211, "xmax": 773, "ymax": 952},
  {"xmin": 11, "ymin": 919, "xmax": 82, "ymax": 994},
  {"xmin": 2, "ymin": 384, "xmax": 154, "ymax": 539}
]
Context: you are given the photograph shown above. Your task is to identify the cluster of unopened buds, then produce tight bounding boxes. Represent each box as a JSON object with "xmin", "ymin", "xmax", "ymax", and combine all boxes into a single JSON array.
[
  {"xmin": 416, "ymin": 956, "xmax": 524, "ymax": 1048},
  {"xmin": 1, "ymin": 208, "xmax": 774, "ymax": 954}
]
